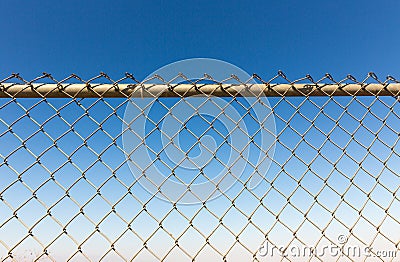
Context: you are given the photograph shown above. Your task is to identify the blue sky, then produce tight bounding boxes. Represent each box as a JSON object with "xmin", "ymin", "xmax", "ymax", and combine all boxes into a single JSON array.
[
  {"xmin": 1, "ymin": 1, "xmax": 400, "ymax": 261},
  {"xmin": 1, "ymin": 0, "xmax": 400, "ymax": 81}
]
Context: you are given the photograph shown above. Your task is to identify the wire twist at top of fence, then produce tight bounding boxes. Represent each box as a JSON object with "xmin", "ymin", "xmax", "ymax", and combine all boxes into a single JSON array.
[{"xmin": 1, "ymin": 72, "xmax": 400, "ymax": 98}]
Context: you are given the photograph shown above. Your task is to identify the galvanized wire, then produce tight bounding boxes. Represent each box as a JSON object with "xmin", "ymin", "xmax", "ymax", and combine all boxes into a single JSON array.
[{"xmin": 0, "ymin": 73, "xmax": 399, "ymax": 261}]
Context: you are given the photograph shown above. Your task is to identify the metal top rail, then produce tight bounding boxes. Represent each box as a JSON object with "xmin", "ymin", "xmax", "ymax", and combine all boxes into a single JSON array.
[{"xmin": 1, "ymin": 83, "xmax": 400, "ymax": 98}]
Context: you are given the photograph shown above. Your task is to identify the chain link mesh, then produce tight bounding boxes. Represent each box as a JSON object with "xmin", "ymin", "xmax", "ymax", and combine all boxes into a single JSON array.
[{"xmin": 0, "ymin": 73, "xmax": 399, "ymax": 261}]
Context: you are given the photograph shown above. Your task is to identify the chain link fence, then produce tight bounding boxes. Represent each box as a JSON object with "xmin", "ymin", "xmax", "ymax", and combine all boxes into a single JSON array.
[{"xmin": 0, "ymin": 72, "xmax": 399, "ymax": 261}]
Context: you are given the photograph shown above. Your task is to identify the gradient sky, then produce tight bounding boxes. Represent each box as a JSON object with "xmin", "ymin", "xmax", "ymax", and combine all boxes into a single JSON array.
[
  {"xmin": 1, "ymin": 1, "xmax": 400, "ymax": 261},
  {"xmin": 1, "ymin": 0, "xmax": 400, "ymax": 81}
]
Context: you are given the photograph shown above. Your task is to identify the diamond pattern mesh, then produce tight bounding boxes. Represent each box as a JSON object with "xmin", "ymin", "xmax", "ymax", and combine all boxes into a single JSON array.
[{"xmin": 0, "ymin": 73, "xmax": 399, "ymax": 261}]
